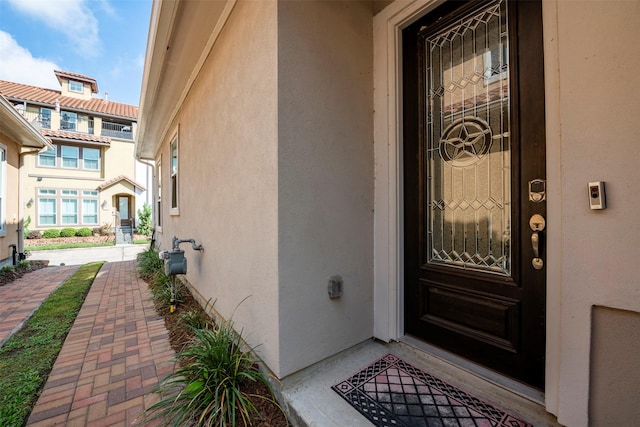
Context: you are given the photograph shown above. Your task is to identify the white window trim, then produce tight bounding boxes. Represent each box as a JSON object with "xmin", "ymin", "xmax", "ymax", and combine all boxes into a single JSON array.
[
  {"xmin": 169, "ymin": 128, "xmax": 179, "ymax": 216},
  {"xmin": 82, "ymin": 147, "xmax": 101, "ymax": 171},
  {"xmin": 69, "ymin": 80, "xmax": 83, "ymax": 93},
  {"xmin": 36, "ymin": 188, "xmax": 100, "ymax": 226},
  {"xmin": 38, "ymin": 144, "xmax": 57, "ymax": 168},
  {"xmin": 61, "ymin": 197, "xmax": 79, "ymax": 225},
  {"xmin": 81, "ymin": 197, "xmax": 99, "ymax": 225},
  {"xmin": 61, "ymin": 145, "xmax": 79, "ymax": 169},
  {"xmin": 37, "ymin": 189, "xmax": 58, "ymax": 227},
  {"xmin": 156, "ymin": 157, "xmax": 162, "ymax": 232}
]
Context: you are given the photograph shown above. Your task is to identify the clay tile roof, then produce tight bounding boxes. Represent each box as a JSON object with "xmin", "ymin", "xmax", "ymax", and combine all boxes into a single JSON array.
[
  {"xmin": 97, "ymin": 175, "xmax": 146, "ymax": 191},
  {"xmin": 54, "ymin": 70, "xmax": 98, "ymax": 93},
  {"xmin": 41, "ymin": 129, "xmax": 111, "ymax": 145},
  {"xmin": 0, "ymin": 80, "xmax": 138, "ymax": 119}
]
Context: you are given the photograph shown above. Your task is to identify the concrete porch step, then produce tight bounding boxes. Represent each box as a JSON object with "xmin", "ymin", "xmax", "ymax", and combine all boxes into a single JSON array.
[{"xmin": 277, "ymin": 339, "xmax": 562, "ymax": 427}]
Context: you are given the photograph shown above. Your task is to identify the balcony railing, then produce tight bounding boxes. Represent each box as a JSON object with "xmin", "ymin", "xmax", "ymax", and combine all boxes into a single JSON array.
[
  {"xmin": 20, "ymin": 110, "xmax": 51, "ymax": 130},
  {"xmin": 61, "ymin": 115, "xmax": 93, "ymax": 134},
  {"xmin": 15, "ymin": 106, "xmax": 132, "ymax": 139},
  {"xmin": 101, "ymin": 122, "xmax": 133, "ymax": 140}
]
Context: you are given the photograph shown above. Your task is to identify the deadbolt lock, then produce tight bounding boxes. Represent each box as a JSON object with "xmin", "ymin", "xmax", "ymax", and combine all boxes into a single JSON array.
[{"xmin": 529, "ymin": 214, "xmax": 545, "ymax": 232}]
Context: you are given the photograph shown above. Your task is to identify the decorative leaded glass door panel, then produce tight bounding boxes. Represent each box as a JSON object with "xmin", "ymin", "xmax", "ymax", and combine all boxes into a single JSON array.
[{"xmin": 403, "ymin": 0, "xmax": 547, "ymax": 389}]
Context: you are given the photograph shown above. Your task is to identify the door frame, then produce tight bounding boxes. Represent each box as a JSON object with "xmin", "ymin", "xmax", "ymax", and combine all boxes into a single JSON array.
[{"xmin": 372, "ymin": 0, "xmax": 563, "ymax": 411}]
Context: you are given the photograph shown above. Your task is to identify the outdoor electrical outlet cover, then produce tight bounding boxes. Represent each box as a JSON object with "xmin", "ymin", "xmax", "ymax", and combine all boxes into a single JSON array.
[{"xmin": 328, "ymin": 275, "xmax": 343, "ymax": 299}]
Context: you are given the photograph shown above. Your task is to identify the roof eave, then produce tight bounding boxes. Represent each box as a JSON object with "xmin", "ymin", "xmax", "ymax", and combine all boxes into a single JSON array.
[
  {"xmin": 136, "ymin": 0, "xmax": 237, "ymax": 160},
  {"xmin": 0, "ymin": 96, "xmax": 54, "ymax": 150}
]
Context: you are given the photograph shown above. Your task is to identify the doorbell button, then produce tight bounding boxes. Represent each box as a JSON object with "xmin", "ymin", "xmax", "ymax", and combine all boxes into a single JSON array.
[{"xmin": 588, "ymin": 181, "xmax": 606, "ymax": 210}]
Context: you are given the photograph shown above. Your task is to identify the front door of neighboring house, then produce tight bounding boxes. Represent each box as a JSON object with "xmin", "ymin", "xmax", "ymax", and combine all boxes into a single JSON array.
[
  {"xmin": 117, "ymin": 196, "xmax": 131, "ymax": 227},
  {"xmin": 402, "ymin": 0, "xmax": 546, "ymax": 389}
]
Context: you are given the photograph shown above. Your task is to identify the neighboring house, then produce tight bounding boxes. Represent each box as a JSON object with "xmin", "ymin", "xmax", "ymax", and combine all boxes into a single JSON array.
[
  {"xmin": 0, "ymin": 70, "xmax": 151, "ymax": 242},
  {"xmin": 135, "ymin": 1, "xmax": 639, "ymax": 425},
  {"xmin": 0, "ymin": 95, "xmax": 53, "ymax": 266}
]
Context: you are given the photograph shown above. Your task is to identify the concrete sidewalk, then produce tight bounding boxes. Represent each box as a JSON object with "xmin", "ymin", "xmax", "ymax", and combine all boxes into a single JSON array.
[
  {"xmin": 29, "ymin": 244, "xmax": 149, "ymax": 267},
  {"xmin": 26, "ymin": 260, "xmax": 175, "ymax": 426}
]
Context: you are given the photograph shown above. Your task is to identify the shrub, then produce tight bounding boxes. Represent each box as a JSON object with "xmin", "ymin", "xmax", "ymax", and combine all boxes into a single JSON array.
[
  {"xmin": 180, "ymin": 308, "xmax": 211, "ymax": 331},
  {"xmin": 76, "ymin": 227, "xmax": 93, "ymax": 237},
  {"xmin": 27, "ymin": 230, "xmax": 42, "ymax": 239},
  {"xmin": 154, "ymin": 279, "xmax": 185, "ymax": 309},
  {"xmin": 136, "ymin": 246, "xmax": 164, "ymax": 281},
  {"xmin": 60, "ymin": 228, "xmax": 76, "ymax": 238},
  {"xmin": 144, "ymin": 320, "xmax": 276, "ymax": 426},
  {"xmin": 42, "ymin": 229, "xmax": 60, "ymax": 239},
  {"xmin": 137, "ymin": 203, "xmax": 153, "ymax": 236},
  {"xmin": 98, "ymin": 222, "xmax": 112, "ymax": 235}
]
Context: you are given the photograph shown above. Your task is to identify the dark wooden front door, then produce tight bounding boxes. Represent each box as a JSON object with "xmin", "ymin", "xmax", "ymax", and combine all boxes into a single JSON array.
[
  {"xmin": 118, "ymin": 196, "xmax": 131, "ymax": 227},
  {"xmin": 403, "ymin": 0, "xmax": 546, "ymax": 388}
]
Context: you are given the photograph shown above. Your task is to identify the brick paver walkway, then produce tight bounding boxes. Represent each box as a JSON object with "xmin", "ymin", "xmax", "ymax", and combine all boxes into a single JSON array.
[
  {"xmin": 0, "ymin": 265, "xmax": 79, "ymax": 345},
  {"xmin": 26, "ymin": 260, "xmax": 176, "ymax": 426}
]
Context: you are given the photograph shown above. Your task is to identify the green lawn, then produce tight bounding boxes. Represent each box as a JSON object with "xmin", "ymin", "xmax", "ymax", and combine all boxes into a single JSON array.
[
  {"xmin": 25, "ymin": 241, "xmax": 115, "ymax": 251},
  {"xmin": 0, "ymin": 262, "xmax": 104, "ymax": 426},
  {"xmin": 25, "ymin": 239, "xmax": 151, "ymax": 251}
]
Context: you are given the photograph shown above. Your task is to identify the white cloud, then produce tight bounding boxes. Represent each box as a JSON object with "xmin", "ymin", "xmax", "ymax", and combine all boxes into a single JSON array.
[
  {"xmin": 6, "ymin": 0, "xmax": 101, "ymax": 57},
  {"xmin": 0, "ymin": 31, "xmax": 59, "ymax": 89}
]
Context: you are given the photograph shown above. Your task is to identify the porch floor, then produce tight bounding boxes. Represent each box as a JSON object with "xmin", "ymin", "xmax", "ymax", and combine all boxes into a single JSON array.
[{"xmin": 279, "ymin": 339, "xmax": 562, "ymax": 426}]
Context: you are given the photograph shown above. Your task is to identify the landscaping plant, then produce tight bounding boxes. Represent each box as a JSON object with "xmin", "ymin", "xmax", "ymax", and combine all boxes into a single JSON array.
[
  {"xmin": 144, "ymin": 319, "xmax": 276, "ymax": 427},
  {"xmin": 42, "ymin": 229, "xmax": 60, "ymax": 239},
  {"xmin": 137, "ymin": 203, "xmax": 153, "ymax": 236}
]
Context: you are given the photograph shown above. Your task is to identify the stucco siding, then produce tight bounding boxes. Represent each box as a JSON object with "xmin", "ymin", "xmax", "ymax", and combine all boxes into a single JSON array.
[
  {"xmin": 277, "ymin": 0, "xmax": 375, "ymax": 377},
  {"xmin": 546, "ymin": 1, "xmax": 640, "ymax": 425},
  {"xmin": 0, "ymin": 138, "xmax": 19, "ymax": 263},
  {"xmin": 155, "ymin": 0, "xmax": 281, "ymax": 374}
]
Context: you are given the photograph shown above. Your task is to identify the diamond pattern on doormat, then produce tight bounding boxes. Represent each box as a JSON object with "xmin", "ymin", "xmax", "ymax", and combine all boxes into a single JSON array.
[{"xmin": 332, "ymin": 354, "xmax": 532, "ymax": 427}]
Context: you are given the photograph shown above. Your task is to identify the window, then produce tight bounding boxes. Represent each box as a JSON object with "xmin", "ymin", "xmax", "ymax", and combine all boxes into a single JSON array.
[
  {"xmin": 69, "ymin": 80, "xmax": 83, "ymax": 93},
  {"xmin": 83, "ymin": 148, "xmax": 100, "ymax": 170},
  {"xmin": 38, "ymin": 145, "xmax": 100, "ymax": 170},
  {"xmin": 0, "ymin": 146, "xmax": 5, "ymax": 235},
  {"xmin": 61, "ymin": 196, "xmax": 78, "ymax": 225},
  {"xmin": 82, "ymin": 191, "xmax": 98, "ymax": 224},
  {"xmin": 170, "ymin": 134, "xmax": 179, "ymax": 212},
  {"xmin": 156, "ymin": 161, "xmax": 162, "ymax": 228},
  {"xmin": 40, "ymin": 108, "xmax": 51, "ymax": 129},
  {"xmin": 62, "ymin": 146, "xmax": 79, "ymax": 168},
  {"xmin": 38, "ymin": 188, "xmax": 99, "ymax": 226},
  {"xmin": 61, "ymin": 111, "xmax": 77, "ymax": 130},
  {"xmin": 38, "ymin": 189, "xmax": 57, "ymax": 225},
  {"xmin": 38, "ymin": 145, "xmax": 57, "ymax": 167}
]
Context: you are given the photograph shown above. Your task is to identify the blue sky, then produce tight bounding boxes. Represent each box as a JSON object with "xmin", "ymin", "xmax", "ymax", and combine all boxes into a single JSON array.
[{"xmin": 0, "ymin": 0, "xmax": 151, "ymax": 106}]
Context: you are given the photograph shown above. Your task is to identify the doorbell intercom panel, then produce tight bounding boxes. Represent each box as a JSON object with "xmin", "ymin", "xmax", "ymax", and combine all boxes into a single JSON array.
[{"xmin": 588, "ymin": 181, "xmax": 606, "ymax": 210}]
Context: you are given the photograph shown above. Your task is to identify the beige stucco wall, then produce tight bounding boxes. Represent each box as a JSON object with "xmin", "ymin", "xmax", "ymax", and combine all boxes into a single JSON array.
[
  {"xmin": 277, "ymin": 0, "xmax": 374, "ymax": 376},
  {"xmin": 154, "ymin": 0, "xmax": 281, "ymax": 374},
  {"xmin": 0, "ymin": 138, "xmax": 20, "ymax": 263},
  {"xmin": 20, "ymin": 138, "xmax": 138, "ymax": 230},
  {"xmin": 546, "ymin": 1, "xmax": 640, "ymax": 425},
  {"xmin": 589, "ymin": 306, "xmax": 640, "ymax": 425}
]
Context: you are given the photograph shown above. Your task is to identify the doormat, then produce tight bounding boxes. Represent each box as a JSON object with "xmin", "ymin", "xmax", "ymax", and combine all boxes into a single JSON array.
[{"xmin": 332, "ymin": 354, "xmax": 532, "ymax": 427}]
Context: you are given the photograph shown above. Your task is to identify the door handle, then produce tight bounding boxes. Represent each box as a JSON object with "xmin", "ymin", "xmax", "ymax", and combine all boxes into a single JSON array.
[
  {"xmin": 529, "ymin": 214, "xmax": 545, "ymax": 270},
  {"xmin": 531, "ymin": 232, "xmax": 540, "ymax": 259}
]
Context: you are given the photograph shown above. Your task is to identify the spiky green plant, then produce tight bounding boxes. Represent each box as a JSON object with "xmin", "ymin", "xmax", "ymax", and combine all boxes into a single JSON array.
[
  {"xmin": 154, "ymin": 278, "xmax": 185, "ymax": 308},
  {"xmin": 136, "ymin": 245, "xmax": 164, "ymax": 281},
  {"xmin": 180, "ymin": 308, "xmax": 211, "ymax": 331},
  {"xmin": 144, "ymin": 319, "xmax": 277, "ymax": 426}
]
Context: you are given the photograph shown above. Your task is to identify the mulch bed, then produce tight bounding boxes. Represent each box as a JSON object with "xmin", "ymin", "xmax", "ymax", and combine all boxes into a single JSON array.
[
  {"xmin": 0, "ymin": 260, "xmax": 49, "ymax": 286},
  {"xmin": 151, "ymin": 283, "xmax": 290, "ymax": 426}
]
